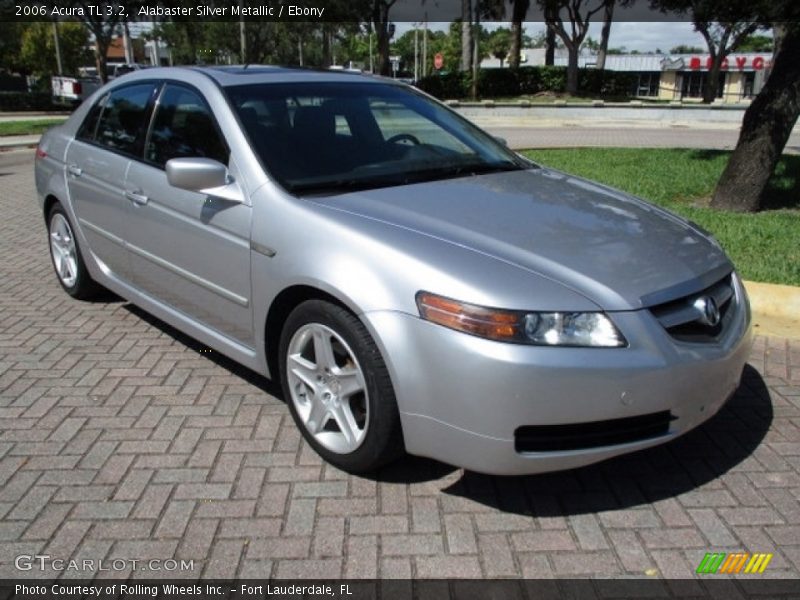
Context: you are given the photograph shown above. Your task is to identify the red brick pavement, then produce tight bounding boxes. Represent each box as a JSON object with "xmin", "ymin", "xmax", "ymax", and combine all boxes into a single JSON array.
[{"xmin": 1, "ymin": 153, "xmax": 799, "ymax": 580}]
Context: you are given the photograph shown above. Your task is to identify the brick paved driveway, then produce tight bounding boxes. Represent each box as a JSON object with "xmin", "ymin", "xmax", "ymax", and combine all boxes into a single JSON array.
[{"xmin": 2, "ymin": 151, "xmax": 800, "ymax": 582}]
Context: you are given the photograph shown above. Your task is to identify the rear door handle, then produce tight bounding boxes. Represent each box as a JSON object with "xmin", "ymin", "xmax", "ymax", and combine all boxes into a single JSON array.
[
  {"xmin": 125, "ymin": 190, "xmax": 149, "ymax": 206},
  {"xmin": 67, "ymin": 164, "xmax": 82, "ymax": 177}
]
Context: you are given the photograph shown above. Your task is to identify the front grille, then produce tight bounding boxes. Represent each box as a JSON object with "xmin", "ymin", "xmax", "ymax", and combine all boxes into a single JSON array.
[
  {"xmin": 514, "ymin": 411, "xmax": 674, "ymax": 452},
  {"xmin": 649, "ymin": 274, "xmax": 736, "ymax": 343}
]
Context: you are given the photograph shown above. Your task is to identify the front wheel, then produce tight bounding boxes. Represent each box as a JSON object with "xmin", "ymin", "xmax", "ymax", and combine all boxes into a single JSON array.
[{"xmin": 279, "ymin": 300, "xmax": 404, "ymax": 473}]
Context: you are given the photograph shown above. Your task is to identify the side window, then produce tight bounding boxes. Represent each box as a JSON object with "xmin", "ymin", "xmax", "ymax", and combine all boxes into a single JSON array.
[
  {"xmin": 76, "ymin": 94, "xmax": 107, "ymax": 142},
  {"xmin": 94, "ymin": 83, "xmax": 157, "ymax": 156},
  {"xmin": 146, "ymin": 85, "xmax": 229, "ymax": 168}
]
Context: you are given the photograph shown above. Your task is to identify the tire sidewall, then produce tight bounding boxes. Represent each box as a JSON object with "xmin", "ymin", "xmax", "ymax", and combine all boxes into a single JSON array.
[
  {"xmin": 279, "ymin": 300, "xmax": 400, "ymax": 472},
  {"xmin": 47, "ymin": 204, "xmax": 91, "ymax": 298}
]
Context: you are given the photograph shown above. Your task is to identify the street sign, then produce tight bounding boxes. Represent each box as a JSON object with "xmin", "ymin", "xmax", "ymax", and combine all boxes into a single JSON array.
[{"xmin": 434, "ymin": 53, "xmax": 444, "ymax": 70}]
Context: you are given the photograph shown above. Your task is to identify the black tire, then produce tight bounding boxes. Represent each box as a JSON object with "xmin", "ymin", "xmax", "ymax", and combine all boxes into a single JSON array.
[
  {"xmin": 46, "ymin": 203, "xmax": 102, "ymax": 300},
  {"xmin": 279, "ymin": 299, "xmax": 405, "ymax": 473}
]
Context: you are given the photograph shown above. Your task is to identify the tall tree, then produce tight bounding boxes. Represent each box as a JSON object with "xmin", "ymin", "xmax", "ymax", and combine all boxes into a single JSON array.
[
  {"xmin": 736, "ymin": 34, "xmax": 773, "ymax": 52},
  {"xmin": 540, "ymin": 0, "xmax": 608, "ymax": 94},
  {"xmin": 461, "ymin": 0, "xmax": 473, "ymax": 71},
  {"xmin": 489, "ymin": 27, "xmax": 515, "ymax": 67},
  {"xmin": 372, "ymin": 0, "xmax": 397, "ymax": 75},
  {"xmin": 150, "ymin": 21, "xmax": 206, "ymax": 65},
  {"xmin": 509, "ymin": 0, "xmax": 531, "ymax": 68},
  {"xmin": 545, "ymin": 22, "xmax": 556, "ymax": 64},
  {"xmin": 20, "ymin": 22, "xmax": 90, "ymax": 79},
  {"xmin": 67, "ymin": 1, "xmax": 133, "ymax": 82},
  {"xmin": 0, "ymin": 22, "xmax": 27, "ymax": 75},
  {"xmin": 711, "ymin": 23, "xmax": 800, "ymax": 211},
  {"xmin": 596, "ymin": 0, "xmax": 614, "ymax": 69},
  {"xmin": 651, "ymin": 0, "xmax": 765, "ymax": 103}
]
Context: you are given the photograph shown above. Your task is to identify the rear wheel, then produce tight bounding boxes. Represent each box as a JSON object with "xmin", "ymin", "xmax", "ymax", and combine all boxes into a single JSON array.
[
  {"xmin": 47, "ymin": 204, "xmax": 102, "ymax": 300},
  {"xmin": 279, "ymin": 299, "xmax": 404, "ymax": 472}
]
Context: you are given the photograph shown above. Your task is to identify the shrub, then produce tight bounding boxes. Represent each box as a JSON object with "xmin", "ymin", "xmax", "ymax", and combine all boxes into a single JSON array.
[
  {"xmin": 0, "ymin": 92, "xmax": 58, "ymax": 111},
  {"xmin": 478, "ymin": 68, "xmax": 520, "ymax": 97},
  {"xmin": 418, "ymin": 66, "xmax": 634, "ymax": 100},
  {"xmin": 516, "ymin": 67, "xmax": 542, "ymax": 95},
  {"xmin": 537, "ymin": 66, "xmax": 568, "ymax": 93},
  {"xmin": 417, "ymin": 72, "xmax": 468, "ymax": 99}
]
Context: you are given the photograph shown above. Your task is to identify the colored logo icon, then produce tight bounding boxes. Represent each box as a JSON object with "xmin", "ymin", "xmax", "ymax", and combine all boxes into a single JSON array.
[{"xmin": 696, "ymin": 552, "xmax": 773, "ymax": 574}]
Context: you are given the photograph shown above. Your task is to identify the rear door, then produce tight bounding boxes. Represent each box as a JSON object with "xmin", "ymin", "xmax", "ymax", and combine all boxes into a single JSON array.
[
  {"xmin": 124, "ymin": 82, "xmax": 253, "ymax": 345},
  {"xmin": 65, "ymin": 82, "xmax": 158, "ymax": 282}
]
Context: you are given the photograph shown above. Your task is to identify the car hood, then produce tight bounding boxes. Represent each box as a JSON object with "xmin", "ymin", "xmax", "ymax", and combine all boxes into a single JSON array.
[{"xmin": 317, "ymin": 168, "xmax": 732, "ymax": 310}]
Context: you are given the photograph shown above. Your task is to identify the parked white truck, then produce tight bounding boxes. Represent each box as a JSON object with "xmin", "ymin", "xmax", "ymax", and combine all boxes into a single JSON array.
[
  {"xmin": 51, "ymin": 64, "xmax": 147, "ymax": 105},
  {"xmin": 51, "ymin": 75, "xmax": 101, "ymax": 105}
]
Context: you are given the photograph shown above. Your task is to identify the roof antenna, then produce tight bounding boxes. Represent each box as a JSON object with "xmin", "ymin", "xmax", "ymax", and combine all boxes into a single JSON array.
[{"xmin": 243, "ymin": 63, "xmax": 250, "ymax": 69}]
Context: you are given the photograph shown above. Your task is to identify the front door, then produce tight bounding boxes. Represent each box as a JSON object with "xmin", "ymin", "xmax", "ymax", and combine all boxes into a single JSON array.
[
  {"xmin": 124, "ymin": 83, "xmax": 253, "ymax": 345},
  {"xmin": 65, "ymin": 82, "xmax": 158, "ymax": 282}
]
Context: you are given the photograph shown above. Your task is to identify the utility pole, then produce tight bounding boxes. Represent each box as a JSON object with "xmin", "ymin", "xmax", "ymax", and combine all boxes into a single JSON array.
[
  {"xmin": 414, "ymin": 24, "xmax": 419, "ymax": 81},
  {"xmin": 123, "ymin": 21, "xmax": 133, "ymax": 64},
  {"xmin": 422, "ymin": 18, "xmax": 428, "ymax": 78},
  {"xmin": 369, "ymin": 24, "xmax": 374, "ymax": 73},
  {"xmin": 471, "ymin": 0, "xmax": 480, "ymax": 99},
  {"xmin": 52, "ymin": 21, "xmax": 63, "ymax": 75},
  {"xmin": 239, "ymin": 0, "xmax": 246, "ymax": 63}
]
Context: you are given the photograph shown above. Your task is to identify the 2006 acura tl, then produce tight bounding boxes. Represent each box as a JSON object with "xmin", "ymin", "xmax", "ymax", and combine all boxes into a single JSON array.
[{"xmin": 34, "ymin": 66, "xmax": 752, "ymax": 475}]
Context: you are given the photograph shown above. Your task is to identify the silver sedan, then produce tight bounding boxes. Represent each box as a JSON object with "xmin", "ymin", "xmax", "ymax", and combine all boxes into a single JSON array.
[{"xmin": 34, "ymin": 66, "xmax": 752, "ymax": 475}]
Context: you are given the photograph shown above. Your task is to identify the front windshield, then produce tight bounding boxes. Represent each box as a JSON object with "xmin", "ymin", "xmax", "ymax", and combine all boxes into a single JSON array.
[{"xmin": 224, "ymin": 81, "xmax": 530, "ymax": 195}]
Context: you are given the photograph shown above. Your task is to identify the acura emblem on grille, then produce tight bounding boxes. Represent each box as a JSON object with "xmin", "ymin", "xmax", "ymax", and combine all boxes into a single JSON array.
[{"xmin": 693, "ymin": 295, "xmax": 721, "ymax": 327}]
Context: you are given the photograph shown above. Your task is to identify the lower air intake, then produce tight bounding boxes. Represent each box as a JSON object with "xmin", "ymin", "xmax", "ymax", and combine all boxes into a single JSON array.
[{"xmin": 515, "ymin": 411, "xmax": 675, "ymax": 452}]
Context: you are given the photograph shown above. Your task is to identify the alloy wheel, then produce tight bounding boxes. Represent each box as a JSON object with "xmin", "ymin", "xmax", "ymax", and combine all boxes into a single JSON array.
[
  {"xmin": 286, "ymin": 323, "xmax": 369, "ymax": 454},
  {"xmin": 49, "ymin": 213, "xmax": 78, "ymax": 288}
]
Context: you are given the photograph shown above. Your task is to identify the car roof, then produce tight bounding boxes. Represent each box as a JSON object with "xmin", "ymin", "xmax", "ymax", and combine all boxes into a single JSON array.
[{"xmin": 177, "ymin": 65, "xmax": 399, "ymax": 87}]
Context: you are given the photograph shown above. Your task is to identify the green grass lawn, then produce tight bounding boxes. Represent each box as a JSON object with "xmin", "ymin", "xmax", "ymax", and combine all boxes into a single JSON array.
[
  {"xmin": 521, "ymin": 148, "xmax": 800, "ymax": 287},
  {"xmin": 0, "ymin": 118, "xmax": 67, "ymax": 137}
]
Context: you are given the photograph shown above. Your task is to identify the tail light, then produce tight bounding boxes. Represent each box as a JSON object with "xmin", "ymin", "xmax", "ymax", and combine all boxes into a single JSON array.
[{"xmin": 72, "ymin": 81, "xmax": 82, "ymax": 96}]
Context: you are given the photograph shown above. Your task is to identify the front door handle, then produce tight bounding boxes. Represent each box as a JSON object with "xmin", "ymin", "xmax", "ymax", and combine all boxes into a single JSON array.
[
  {"xmin": 67, "ymin": 164, "xmax": 82, "ymax": 177},
  {"xmin": 125, "ymin": 190, "xmax": 149, "ymax": 206}
]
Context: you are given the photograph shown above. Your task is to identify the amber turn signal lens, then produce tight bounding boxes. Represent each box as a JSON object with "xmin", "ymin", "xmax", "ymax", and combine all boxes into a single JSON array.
[{"xmin": 416, "ymin": 292, "xmax": 521, "ymax": 341}]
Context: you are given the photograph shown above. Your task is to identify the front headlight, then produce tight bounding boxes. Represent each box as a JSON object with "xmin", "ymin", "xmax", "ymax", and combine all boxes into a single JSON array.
[{"xmin": 416, "ymin": 292, "xmax": 626, "ymax": 347}]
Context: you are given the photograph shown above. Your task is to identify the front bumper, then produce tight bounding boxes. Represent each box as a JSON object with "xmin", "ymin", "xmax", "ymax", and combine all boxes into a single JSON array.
[{"xmin": 363, "ymin": 279, "xmax": 752, "ymax": 476}]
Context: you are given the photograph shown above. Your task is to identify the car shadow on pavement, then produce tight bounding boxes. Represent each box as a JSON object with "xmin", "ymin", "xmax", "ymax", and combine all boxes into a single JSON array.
[
  {"xmin": 435, "ymin": 364, "xmax": 773, "ymax": 516},
  {"xmin": 123, "ymin": 304, "xmax": 283, "ymax": 398}
]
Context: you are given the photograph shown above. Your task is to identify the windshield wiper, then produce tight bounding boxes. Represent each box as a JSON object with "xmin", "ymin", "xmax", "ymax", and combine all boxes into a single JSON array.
[
  {"xmin": 400, "ymin": 160, "xmax": 522, "ymax": 183},
  {"xmin": 289, "ymin": 161, "xmax": 523, "ymax": 196},
  {"xmin": 289, "ymin": 175, "xmax": 406, "ymax": 196}
]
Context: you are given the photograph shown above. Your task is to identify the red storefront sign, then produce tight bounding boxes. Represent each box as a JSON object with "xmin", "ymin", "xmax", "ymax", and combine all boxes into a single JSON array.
[{"xmin": 688, "ymin": 55, "xmax": 769, "ymax": 71}]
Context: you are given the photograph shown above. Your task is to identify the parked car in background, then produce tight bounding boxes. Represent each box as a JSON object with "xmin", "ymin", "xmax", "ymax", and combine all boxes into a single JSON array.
[
  {"xmin": 108, "ymin": 63, "xmax": 150, "ymax": 79},
  {"xmin": 34, "ymin": 66, "xmax": 752, "ymax": 475}
]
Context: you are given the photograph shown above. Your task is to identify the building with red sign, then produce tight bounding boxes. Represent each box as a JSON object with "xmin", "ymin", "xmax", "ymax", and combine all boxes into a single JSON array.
[
  {"xmin": 555, "ymin": 52, "xmax": 772, "ymax": 102},
  {"xmin": 481, "ymin": 50, "xmax": 772, "ymax": 102}
]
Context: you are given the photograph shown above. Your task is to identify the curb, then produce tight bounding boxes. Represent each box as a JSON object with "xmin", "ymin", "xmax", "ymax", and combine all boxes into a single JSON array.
[
  {"xmin": 0, "ymin": 141, "xmax": 38, "ymax": 151},
  {"xmin": 744, "ymin": 280, "xmax": 800, "ymax": 321},
  {"xmin": 744, "ymin": 280, "xmax": 800, "ymax": 340},
  {"xmin": 0, "ymin": 134, "xmax": 41, "ymax": 151}
]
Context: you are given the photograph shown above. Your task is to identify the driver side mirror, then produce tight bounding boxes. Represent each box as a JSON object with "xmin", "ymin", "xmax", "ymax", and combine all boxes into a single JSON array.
[{"xmin": 166, "ymin": 157, "xmax": 244, "ymax": 203}]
